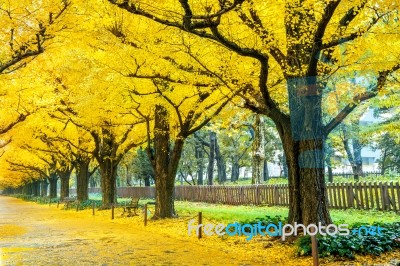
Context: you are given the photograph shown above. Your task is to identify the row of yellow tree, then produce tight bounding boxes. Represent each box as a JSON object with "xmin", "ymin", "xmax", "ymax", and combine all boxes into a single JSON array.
[{"xmin": 0, "ymin": 0, "xmax": 399, "ymax": 223}]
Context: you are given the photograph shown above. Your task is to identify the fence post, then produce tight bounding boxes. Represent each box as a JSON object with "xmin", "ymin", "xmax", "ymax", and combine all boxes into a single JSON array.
[
  {"xmin": 198, "ymin": 212, "xmax": 202, "ymax": 239},
  {"xmin": 311, "ymin": 228, "xmax": 319, "ymax": 266},
  {"xmin": 144, "ymin": 204, "xmax": 148, "ymax": 226},
  {"xmin": 92, "ymin": 202, "xmax": 95, "ymax": 216}
]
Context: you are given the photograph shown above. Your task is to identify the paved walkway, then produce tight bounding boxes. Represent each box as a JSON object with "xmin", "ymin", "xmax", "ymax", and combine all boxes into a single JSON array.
[{"xmin": 0, "ymin": 196, "xmax": 252, "ymax": 266}]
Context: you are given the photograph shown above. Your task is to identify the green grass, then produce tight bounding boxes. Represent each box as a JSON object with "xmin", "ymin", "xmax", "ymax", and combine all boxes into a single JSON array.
[
  {"xmin": 331, "ymin": 175, "xmax": 400, "ymax": 184},
  {"xmin": 329, "ymin": 209, "xmax": 399, "ymax": 225},
  {"xmin": 175, "ymin": 201, "xmax": 288, "ymax": 223},
  {"xmin": 88, "ymin": 192, "xmax": 399, "ymax": 225},
  {"xmin": 174, "ymin": 200, "xmax": 400, "ymax": 225}
]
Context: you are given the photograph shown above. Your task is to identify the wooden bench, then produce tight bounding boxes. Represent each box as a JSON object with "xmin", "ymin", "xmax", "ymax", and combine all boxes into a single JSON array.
[
  {"xmin": 122, "ymin": 197, "xmax": 140, "ymax": 217},
  {"xmin": 62, "ymin": 197, "xmax": 77, "ymax": 209}
]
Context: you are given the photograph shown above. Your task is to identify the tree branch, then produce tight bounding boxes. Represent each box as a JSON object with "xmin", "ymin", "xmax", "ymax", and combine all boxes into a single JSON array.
[
  {"xmin": 321, "ymin": 9, "xmax": 389, "ymax": 50},
  {"xmin": 0, "ymin": 0, "xmax": 70, "ymax": 74},
  {"xmin": 324, "ymin": 63, "xmax": 400, "ymax": 135},
  {"xmin": 0, "ymin": 112, "xmax": 30, "ymax": 134}
]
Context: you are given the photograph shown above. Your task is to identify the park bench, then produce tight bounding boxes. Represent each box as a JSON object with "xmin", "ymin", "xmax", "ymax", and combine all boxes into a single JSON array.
[
  {"xmin": 122, "ymin": 197, "xmax": 140, "ymax": 217},
  {"xmin": 62, "ymin": 197, "xmax": 77, "ymax": 209}
]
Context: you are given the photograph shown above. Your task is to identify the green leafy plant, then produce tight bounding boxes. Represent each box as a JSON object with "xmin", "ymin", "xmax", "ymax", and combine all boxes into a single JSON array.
[
  {"xmin": 241, "ymin": 215, "xmax": 288, "ymax": 227},
  {"xmin": 296, "ymin": 222, "xmax": 400, "ymax": 259}
]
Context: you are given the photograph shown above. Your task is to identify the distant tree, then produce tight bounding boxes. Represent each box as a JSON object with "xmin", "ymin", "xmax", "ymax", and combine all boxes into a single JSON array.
[
  {"xmin": 131, "ymin": 148, "xmax": 154, "ymax": 187},
  {"xmin": 374, "ymin": 133, "xmax": 400, "ymax": 174}
]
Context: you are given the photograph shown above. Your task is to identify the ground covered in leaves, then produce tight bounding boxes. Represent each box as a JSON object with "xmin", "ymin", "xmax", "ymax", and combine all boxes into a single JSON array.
[{"xmin": 0, "ymin": 196, "xmax": 399, "ymax": 266}]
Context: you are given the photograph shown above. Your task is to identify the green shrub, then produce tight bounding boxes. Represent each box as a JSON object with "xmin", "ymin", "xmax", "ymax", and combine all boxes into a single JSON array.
[
  {"xmin": 296, "ymin": 222, "xmax": 400, "ymax": 259},
  {"xmin": 241, "ymin": 214, "xmax": 288, "ymax": 226}
]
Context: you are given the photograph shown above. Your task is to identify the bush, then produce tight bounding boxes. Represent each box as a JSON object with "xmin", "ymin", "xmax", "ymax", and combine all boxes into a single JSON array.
[
  {"xmin": 76, "ymin": 199, "xmax": 102, "ymax": 209},
  {"xmin": 241, "ymin": 214, "xmax": 288, "ymax": 227},
  {"xmin": 296, "ymin": 222, "xmax": 400, "ymax": 259}
]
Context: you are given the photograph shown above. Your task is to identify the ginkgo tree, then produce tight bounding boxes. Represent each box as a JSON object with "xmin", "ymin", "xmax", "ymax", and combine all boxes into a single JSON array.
[
  {"xmin": 0, "ymin": 0, "xmax": 70, "ymax": 74},
  {"xmin": 4, "ymin": 125, "xmax": 62, "ymax": 198},
  {"xmin": 45, "ymin": 50, "xmax": 149, "ymax": 208},
  {"xmin": 108, "ymin": 0, "xmax": 400, "ymax": 225},
  {"xmin": 92, "ymin": 10, "xmax": 245, "ymax": 216},
  {"xmin": 0, "ymin": 0, "xmax": 70, "ymax": 153},
  {"xmin": 127, "ymin": 77, "xmax": 239, "ymax": 218}
]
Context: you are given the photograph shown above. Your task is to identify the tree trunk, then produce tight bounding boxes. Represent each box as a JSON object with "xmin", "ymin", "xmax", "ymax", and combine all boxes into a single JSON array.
[
  {"xmin": 195, "ymin": 140, "xmax": 204, "ymax": 185},
  {"xmin": 282, "ymin": 154, "xmax": 288, "ymax": 178},
  {"xmin": 214, "ymin": 135, "xmax": 226, "ymax": 184},
  {"xmin": 380, "ymin": 149, "xmax": 387, "ymax": 175},
  {"xmin": 59, "ymin": 169, "xmax": 71, "ymax": 200},
  {"xmin": 40, "ymin": 180, "xmax": 48, "ymax": 197},
  {"xmin": 33, "ymin": 181, "xmax": 41, "ymax": 197},
  {"xmin": 278, "ymin": 76, "xmax": 332, "ymax": 226},
  {"xmin": 263, "ymin": 159, "xmax": 269, "ymax": 182},
  {"xmin": 144, "ymin": 176, "xmax": 151, "ymax": 187},
  {"xmin": 327, "ymin": 166, "xmax": 333, "ymax": 183},
  {"xmin": 207, "ymin": 131, "xmax": 215, "ymax": 185},
  {"xmin": 126, "ymin": 165, "xmax": 132, "ymax": 186},
  {"xmin": 48, "ymin": 174, "xmax": 58, "ymax": 198},
  {"xmin": 76, "ymin": 159, "xmax": 90, "ymax": 202},
  {"xmin": 252, "ymin": 115, "xmax": 265, "ymax": 184},
  {"xmin": 278, "ymin": 123, "xmax": 332, "ymax": 226},
  {"xmin": 22, "ymin": 183, "xmax": 31, "ymax": 195},
  {"xmin": 326, "ymin": 141, "xmax": 334, "ymax": 183},
  {"xmin": 353, "ymin": 138, "xmax": 363, "ymax": 181},
  {"xmin": 89, "ymin": 176, "xmax": 97, "ymax": 188},
  {"xmin": 342, "ymin": 124, "xmax": 363, "ymax": 182},
  {"xmin": 231, "ymin": 155, "xmax": 240, "ymax": 182},
  {"xmin": 99, "ymin": 159, "xmax": 118, "ymax": 208},
  {"xmin": 59, "ymin": 175, "xmax": 70, "ymax": 201},
  {"xmin": 152, "ymin": 105, "xmax": 184, "ymax": 218}
]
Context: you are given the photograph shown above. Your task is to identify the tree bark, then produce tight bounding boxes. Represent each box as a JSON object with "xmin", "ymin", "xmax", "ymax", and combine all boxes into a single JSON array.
[
  {"xmin": 326, "ymin": 141, "xmax": 334, "ymax": 183},
  {"xmin": 59, "ymin": 170, "xmax": 72, "ymax": 201},
  {"xmin": 99, "ymin": 159, "xmax": 118, "ymax": 208},
  {"xmin": 277, "ymin": 122, "xmax": 331, "ymax": 225},
  {"xmin": 48, "ymin": 173, "xmax": 58, "ymax": 198},
  {"xmin": 380, "ymin": 149, "xmax": 387, "ymax": 175},
  {"xmin": 342, "ymin": 124, "xmax": 363, "ymax": 182},
  {"xmin": 40, "ymin": 180, "xmax": 48, "ymax": 197},
  {"xmin": 252, "ymin": 115, "xmax": 265, "ymax": 184},
  {"xmin": 59, "ymin": 176, "xmax": 69, "ymax": 200},
  {"xmin": 76, "ymin": 159, "xmax": 90, "ymax": 202},
  {"xmin": 126, "ymin": 165, "xmax": 132, "ymax": 186},
  {"xmin": 282, "ymin": 154, "xmax": 288, "ymax": 178},
  {"xmin": 276, "ymin": 76, "xmax": 332, "ymax": 225},
  {"xmin": 152, "ymin": 105, "xmax": 184, "ymax": 218},
  {"xmin": 214, "ymin": 135, "xmax": 226, "ymax": 184},
  {"xmin": 33, "ymin": 180, "xmax": 41, "ymax": 197},
  {"xmin": 144, "ymin": 176, "xmax": 151, "ymax": 187},
  {"xmin": 231, "ymin": 154, "xmax": 240, "ymax": 182},
  {"xmin": 194, "ymin": 140, "xmax": 204, "ymax": 185},
  {"xmin": 207, "ymin": 131, "xmax": 216, "ymax": 185},
  {"xmin": 263, "ymin": 159, "xmax": 269, "ymax": 182},
  {"xmin": 89, "ymin": 176, "xmax": 97, "ymax": 188},
  {"xmin": 22, "ymin": 183, "xmax": 32, "ymax": 195},
  {"xmin": 353, "ymin": 138, "xmax": 363, "ymax": 181},
  {"xmin": 92, "ymin": 127, "xmax": 122, "ymax": 209}
]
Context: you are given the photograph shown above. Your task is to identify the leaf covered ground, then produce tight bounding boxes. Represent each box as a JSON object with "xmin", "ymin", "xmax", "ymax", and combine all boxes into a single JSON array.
[{"xmin": 0, "ymin": 196, "xmax": 399, "ymax": 266}]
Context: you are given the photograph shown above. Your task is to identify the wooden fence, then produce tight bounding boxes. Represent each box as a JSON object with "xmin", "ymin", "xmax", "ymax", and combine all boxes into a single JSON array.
[
  {"xmin": 70, "ymin": 181, "xmax": 400, "ymax": 212},
  {"xmin": 69, "ymin": 187, "xmax": 156, "ymax": 199}
]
